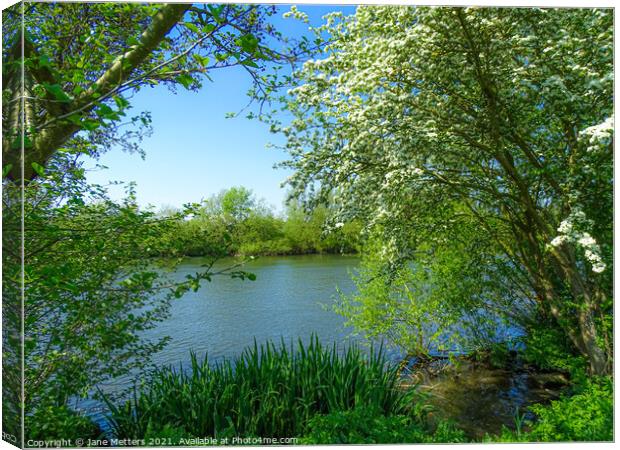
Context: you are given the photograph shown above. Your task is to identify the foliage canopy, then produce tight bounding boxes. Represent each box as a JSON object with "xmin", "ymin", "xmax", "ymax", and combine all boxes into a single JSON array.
[
  {"xmin": 2, "ymin": 2, "xmax": 292, "ymax": 179},
  {"xmin": 2, "ymin": 2, "xmax": 295, "ymax": 440},
  {"xmin": 273, "ymin": 6, "xmax": 613, "ymax": 374}
]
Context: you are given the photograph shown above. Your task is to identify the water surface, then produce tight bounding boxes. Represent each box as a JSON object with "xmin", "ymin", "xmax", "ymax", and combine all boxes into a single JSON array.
[
  {"xmin": 143, "ymin": 254, "xmax": 362, "ymax": 368},
  {"xmin": 82, "ymin": 255, "xmax": 363, "ymax": 424},
  {"xmin": 82, "ymin": 254, "xmax": 559, "ymax": 438}
]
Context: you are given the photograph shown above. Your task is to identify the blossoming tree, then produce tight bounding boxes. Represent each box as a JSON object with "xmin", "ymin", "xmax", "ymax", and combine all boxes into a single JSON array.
[{"xmin": 274, "ymin": 7, "xmax": 613, "ymax": 374}]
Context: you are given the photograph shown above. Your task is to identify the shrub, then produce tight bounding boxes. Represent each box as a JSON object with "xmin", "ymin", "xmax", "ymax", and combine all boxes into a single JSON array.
[
  {"xmin": 527, "ymin": 376, "xmax": 613, "ymax": 442},
  {"xmin": 237, "ymin": 239, "xmax": 293, "ymax": 256},
  {"xmin": 521, "ymin": 326, "xmax": 587, "ymax": 381},
  {"xmin": 105, "ymin": 337, "xmax": 415, "ymax": 440},
  {"xmin": 485, "ymin": 376, "xmax": 613, "ymax": 442},
  {"xmin": 25, "ymin": 405, "xmax": 102, "ymax": 442},
  {"xmin": 300, "ymin": 406, "xmax": 467, "ymax": 444},
  {"xmin": 470, "ymin": 341, "xmax": 514, "ymax": 369}
]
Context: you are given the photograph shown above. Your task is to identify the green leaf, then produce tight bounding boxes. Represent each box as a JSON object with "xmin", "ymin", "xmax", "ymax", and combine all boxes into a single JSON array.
[
  {"xmin": 57, "ymin": 147, "xmax": 77, "ymax": 154},
  {"xmin": 81, "ymin": 119, "xmax": 101, "ymax": 131},
  {"xmin": 241, "ymin": 59, "xmax": 259, "ymax": 68},
  {"xmin": 2, "ymin": 164, "xmax": 13, "ymax": 178},
  {"xmin": 96, "ymin": 104, "xmax": 120, "ymax": 121},
  {"xmin": 97, "ymin": 104, "xmax": 114, "ymax": 115},
  {"xmin": 207, "ymin": 4, "xmax": 224, "ymax": 23},
  {"xmin": 113, "ymin": 95, "xmax": 130, "ymax": 110},
  {"xmin": 11, "ymin": 135, "xmax": 33, "ymax": 149},
  {"xmin": 176, "ymin": 73, "xmax": 194, "ymax": 89},
  {"xmin": 127, "ymin": 35, "xmax": 140, "ymax": 47},
  {"xmin": 192, "ymin": 54, "xmax": 210, "ymax": 67},
  {"xmin": 37, "ymin": 54, "xmax": 51, "ymax": 69},
  {"xmin": 237, "ymin": 34, "xmax": 259, "ymax": 54},
  {"xmin": 247, "ymin": 273, "xmax": 257, "ymax": 281},
  {"xmin": 42, "ymin": 83, "xmax": 72, "ymax": 103},
  {"xmin": 184, "ymin": 22, "xmax": 199, "ymax": 33},
  {"xmin": 31, "ymin": 162, "xmax": 45, "ymax": 177},
  {"xmin": 66, "ymin": 114, "xmax": 83, "ymax": 126}
]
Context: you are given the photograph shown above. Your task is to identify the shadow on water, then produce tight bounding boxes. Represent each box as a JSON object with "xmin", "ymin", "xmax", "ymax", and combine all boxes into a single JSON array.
[{"xmin": 409, "ymin": 359, "xmax": 569, "ymax": 439}]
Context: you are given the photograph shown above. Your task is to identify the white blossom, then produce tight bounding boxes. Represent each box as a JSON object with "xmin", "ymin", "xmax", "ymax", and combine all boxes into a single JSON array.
[
  {"xmin": 579, "ymin": 116, "xmax": 614, "ymax": 153},
  {"xmin": 550, "ymin": 235, "xmax": 568, "ymax": 247},
  {"xmin": 551, "ymin": 211, "xmax": 606, "ymax": 273}
]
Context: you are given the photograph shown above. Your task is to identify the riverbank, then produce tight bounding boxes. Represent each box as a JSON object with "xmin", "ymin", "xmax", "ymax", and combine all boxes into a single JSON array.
[
  {"xmin": 151, "ymin": 189, "xmax": 362, "ymax": 259},
  {"xmin": 61, "ymin": 339, "xmax": 612, "ymax": 445},
  {"xmin": 157, "ymin": 243, "xmax": 359, "ymax": 259},
  {"xmin": 101, "ymin": 338, "xmax": 464, "ymax": 445},
  {"xmin": 408, "ymin": 359, "xmax": 568, "ymax": 439},
  {"xmin": 397, "ymin": 344, "xmax": 612, "ymax": 442}
]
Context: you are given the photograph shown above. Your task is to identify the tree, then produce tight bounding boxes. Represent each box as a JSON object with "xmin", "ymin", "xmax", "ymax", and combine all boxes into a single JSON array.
[
  {"xmin": 2, "ymin": 156, "xmax": 250, "ymax": 440},
  {"xmin": 220, "ymin": 186, "xmax": 256, "ymax": 222},
  {"xmin": 2, "ymin": 159, "xmax": 263, "ymax": 441},
  {"xmin": 2, "ymin": 2, "xmax": 289, "ymax": 180},
  {"xmin": 2, "ymin": 2, "xmax": 291, "ymax": 441},
  {"xmin": 282, "ymin": 202, "xmax": 325, "ymax": 253},
  {"xmin": 273, "ymin": 7, "xmax": 613, "ymax": 374}
]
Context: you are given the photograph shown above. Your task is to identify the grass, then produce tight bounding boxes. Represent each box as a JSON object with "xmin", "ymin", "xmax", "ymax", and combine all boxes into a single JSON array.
[
  {"xmin": 104, "ymin": 336, "xmax": 417, "ymax": 440},
  {"xmin": 104, "ymin": 334, "xmax": 613, "ymax": 444}
]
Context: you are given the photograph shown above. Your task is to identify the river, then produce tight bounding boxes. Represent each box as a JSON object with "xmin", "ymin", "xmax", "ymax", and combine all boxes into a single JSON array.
[
  {"xmin": 141, "ymin": 254, "xmax": 364, "ymax": 369},
  {"xmin": 81, "ymin": 254, "xmax": 370, "ymax": 423},
  {"xmin": 82, "ymin": 254, "xmax": 559, "ymax": 436}
]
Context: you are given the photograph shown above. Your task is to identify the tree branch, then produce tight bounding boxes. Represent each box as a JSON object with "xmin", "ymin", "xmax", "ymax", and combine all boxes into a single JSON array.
[{"xmin": 9, "ymin": 3, "xmax": 189, "ymax": 180}]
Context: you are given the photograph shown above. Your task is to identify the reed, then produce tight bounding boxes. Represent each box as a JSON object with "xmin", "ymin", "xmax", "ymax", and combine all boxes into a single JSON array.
[{"xmin": 105, "ymin": 336, "xmax": 416, "ymax": 439}]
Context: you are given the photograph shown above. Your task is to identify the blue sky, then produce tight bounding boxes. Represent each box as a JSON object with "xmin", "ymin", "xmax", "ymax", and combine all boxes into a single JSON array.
[{"xmin": 84, "ymin": 4, "xmax": 355, "ymax": 213}]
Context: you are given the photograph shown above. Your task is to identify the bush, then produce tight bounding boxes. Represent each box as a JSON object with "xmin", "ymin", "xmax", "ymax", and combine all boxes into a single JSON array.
[
  {"xmin": 105, "ymin": 337, "xmax": 416, "ymax": 440},
  {"xmin": 521, "ymin": 326, "xmax": 587, "ymax": 380},
  {"xmin": 485, "ymin": 376, "xmax": 613, "ymax": 442},
  {"xmin": 300, "ymin": 406, "xmax": 467, "ymax": 444},
  {"xmin": 25, "ymin": 405, "xmax": 102, "ymax": 442},
  {"xmin": 470, "ymin": 341, "xmax": 514, "ymax": 369},
  {"xmin": 527, "ymin": 376, "xmax": 613, "ymax": 441},
  {"xmin": 237, "ymin": 238, "xmax": 293, "ymax": 256}
]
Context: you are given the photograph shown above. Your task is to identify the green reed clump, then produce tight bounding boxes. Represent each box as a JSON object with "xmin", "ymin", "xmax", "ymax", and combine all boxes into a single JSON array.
[{"xmin": 105, "ymin": 337, "xmax": 416, "ymax": 439}]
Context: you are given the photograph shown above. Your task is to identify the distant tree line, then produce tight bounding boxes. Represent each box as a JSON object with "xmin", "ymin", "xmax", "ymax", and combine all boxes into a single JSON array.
[{"xmin": 155, "ymin": 186, "xmax": 361, "ymax": 258}]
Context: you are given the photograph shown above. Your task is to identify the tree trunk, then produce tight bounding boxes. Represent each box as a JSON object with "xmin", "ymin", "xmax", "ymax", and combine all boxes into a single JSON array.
[
  {"xmin": 549, "ymin": 246, "xmax": 610, "ymax": 375},
  {"xmin": 577, "ymin": 306, "xmax": 609, "ymax": 375},
  {"xmin": 2, "ymin": 3, "xmax": 189, "ymax": 181}
]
